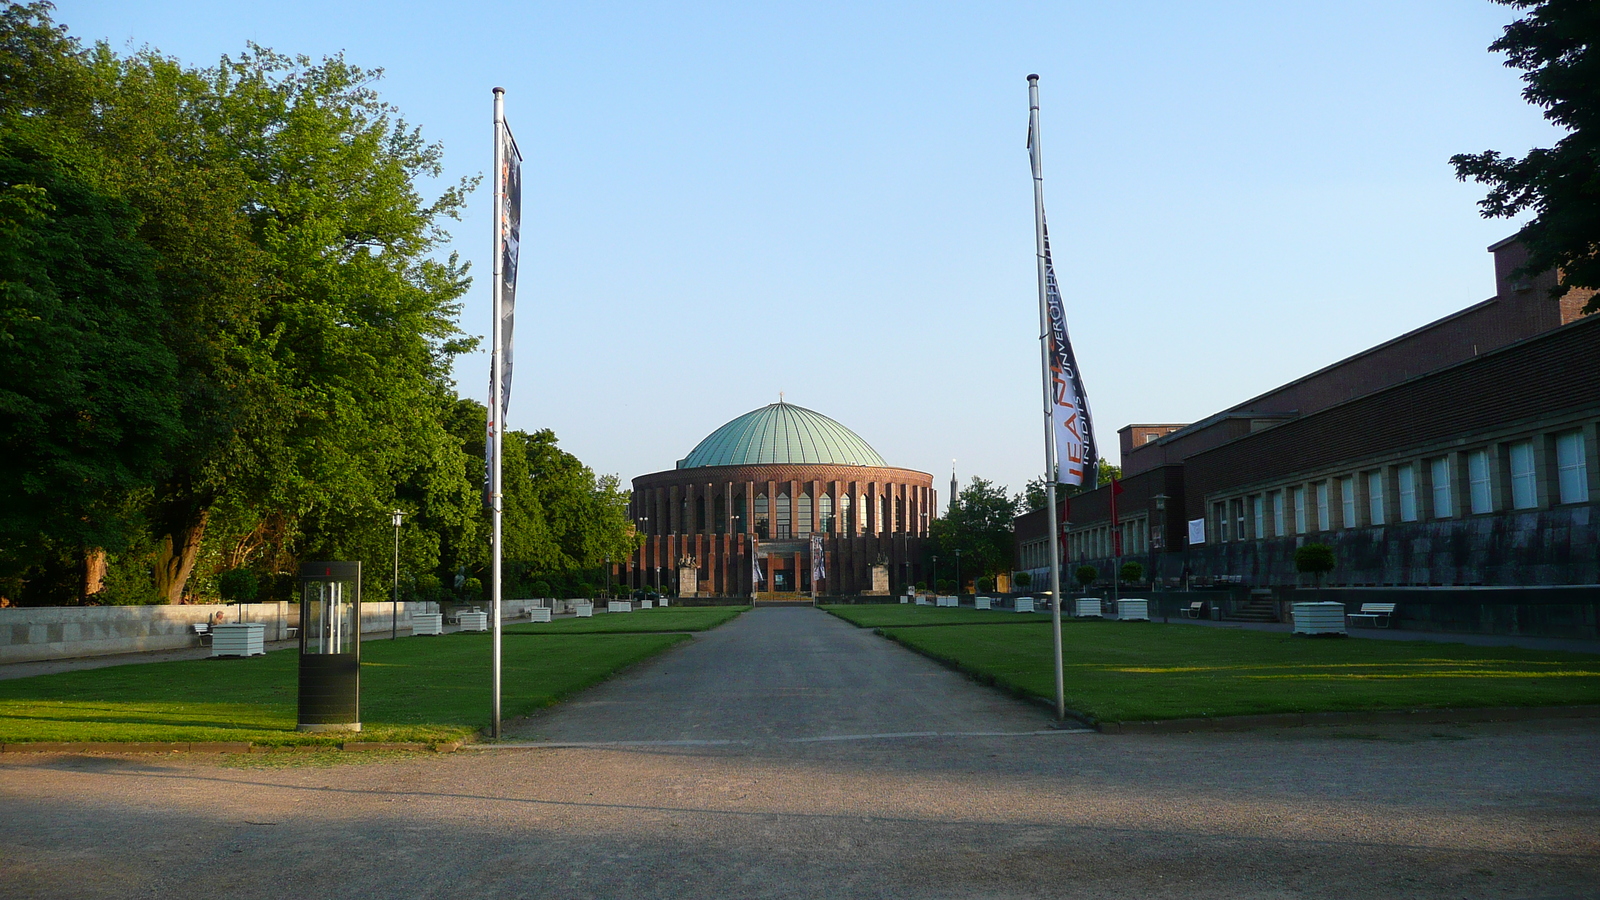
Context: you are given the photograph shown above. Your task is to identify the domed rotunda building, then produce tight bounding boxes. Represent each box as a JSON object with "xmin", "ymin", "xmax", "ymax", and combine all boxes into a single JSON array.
[{"xmin": 623, "ymin": 402, "xmax": 935, "ymax": 597}]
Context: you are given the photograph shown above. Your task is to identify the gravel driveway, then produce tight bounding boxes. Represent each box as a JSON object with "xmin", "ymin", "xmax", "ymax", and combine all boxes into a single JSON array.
[{"xmin": 3, "ymin": 607, "xmax": 1596, "ymax": 899}]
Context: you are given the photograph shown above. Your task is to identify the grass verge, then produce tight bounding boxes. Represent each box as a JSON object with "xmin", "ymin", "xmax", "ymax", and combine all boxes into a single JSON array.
[
  {"xmin": 0, "ymin": 631, "xmax": 688, "ymax": 746},
  {"xmin": 878, "ymin": 620, "xmax": 1600, "ymax": 723},
  {"xmin": 821, "ymin": 603, "xmax": 1054, "ymax": 628},
  {"xmin": 505, "ymin": 605, "xmax": 750, "ymax": 634}
]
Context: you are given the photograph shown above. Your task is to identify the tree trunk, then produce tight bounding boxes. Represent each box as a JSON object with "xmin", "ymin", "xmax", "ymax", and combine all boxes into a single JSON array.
[
  {"xmin": 154, "ymin": 509, "xmax": 210, "ymax": 604},
  {"xmin": 83, "ymin": 548, "xmax": 107, "ymax": 600}
]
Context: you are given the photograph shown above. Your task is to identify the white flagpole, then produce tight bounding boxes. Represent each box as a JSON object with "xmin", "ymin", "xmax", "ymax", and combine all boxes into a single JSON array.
[
  {"xmin": 490, "ymin": 86, "xmax": 505, "ymax": 738},
  {"xmin": 1028, "ymin": 74, "xmax": 1066, "ymax": 722}
]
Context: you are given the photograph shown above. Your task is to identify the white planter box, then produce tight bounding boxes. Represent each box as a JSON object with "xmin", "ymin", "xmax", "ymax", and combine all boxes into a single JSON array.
[
  {"xmin": 936, "ymin": 595, "xmax": 959, "ymax": 607},
  {"xmin": 457, "ymin": 611, "xmax": 488, "ymax": 632},
  {"xmin": 608, "ymin": 601, "xmax": 632, "ymax": 614},
  {"xmin": 211, "ymin": 622, "xmax": 265, "ymax": 657},
  {"xmin": 1014, "ymin": 597, "xmax": 1035, "ymax": 613},
  {"xmin": 526, "ymin": 608, "xmax": 552, "ymax": 623},
  {"xmin": 640, "ymin": 600, "xmax": 654, "ymax": 609},
  {"xmin": 1116, "ymin": 599, "xmax": 1150, "ymax": 621},
  {"xmin": 412, "ymin": 613, "xmax": 443, "ymax": 636},
  {"xmin": 975, "ymin": 597, "xmax": 991, "ymax": 610},
  {"xmin": 659, "ymin": 598, "xmax": 669, "ymax": 607},
  {"xmin": 575, "ymin": 604, "xmax": 594, "ymax": 618},
  {"xmin": 1292, "ymin": 601, "xmax": 1348, "ymax": 635},
  {"xmin": 1074, "ymin": 599, "xmax": 1103, "ymax": 618}
]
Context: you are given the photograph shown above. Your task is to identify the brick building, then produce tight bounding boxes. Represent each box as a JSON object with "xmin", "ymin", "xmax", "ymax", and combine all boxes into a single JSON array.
[
  {"xmin": 624, "ymin": 402, "xmax": 934, "ymax": 596},
  {"xmin": 1016, "ymin": 237, "xmax": 1599, "ymax": 590}
]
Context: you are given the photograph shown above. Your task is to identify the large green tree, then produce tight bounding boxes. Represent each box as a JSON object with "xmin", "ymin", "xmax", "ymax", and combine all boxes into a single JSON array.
[
  {"xmin": 1452, "ymin": 0, "xmax": 1600, "ymax": 313},
  {"xmin": 931, "ymin": 477, "xmax": 1019, "ymax": 583},
  {"xmin": 0, "ymin": 133, "xmax": 183, "ymax": 595},
  {"xmin": 0, "ymin": 4, "xmax": 475, "ymax": 603}
]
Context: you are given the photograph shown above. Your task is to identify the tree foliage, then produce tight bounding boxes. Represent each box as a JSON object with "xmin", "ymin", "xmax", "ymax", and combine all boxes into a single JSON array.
[
  {"xmin": 931, "ymin": 477, "xmax": 1019, "ymax": 580},
  {"xmin": 1451, "ymin": 0, "xmax": 1600, "ymax": 313},
  {"xmin": 1021, "ymin": 459, "xmax": 1122, "ymax": 512},
  {"xmin": 0, "ymin": 4, "xmax": 634, "ymax": 605},
  {"xmin": 1294, "ymin": 543, "xmax": 1336, "ymax": 590}
]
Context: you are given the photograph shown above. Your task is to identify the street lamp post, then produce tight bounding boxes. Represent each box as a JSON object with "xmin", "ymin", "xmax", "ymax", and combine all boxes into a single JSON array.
[
  {"xmin": 932, "ymin": 555, "xmax": 938, "ymax": 593},
  {"xmin": 955, "ymin": 549, "xmax": 962, "ymax": 598},
  {"xmin": 390, "ymin": 509, "xmax": 403, "ymax": 640}
]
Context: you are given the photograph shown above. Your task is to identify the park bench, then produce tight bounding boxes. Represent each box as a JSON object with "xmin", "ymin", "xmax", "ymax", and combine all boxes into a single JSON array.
[
  {"xmin": 192, "ymin": 622, "xmax": 212, "ymax": 645},
  {"xmin": 1347, "ymin": 602, "xmax": 1396, "ymax": 629},
  {"xmin": 1182, "ymin": 601, "xmax": 1205, "ymax": 619}
]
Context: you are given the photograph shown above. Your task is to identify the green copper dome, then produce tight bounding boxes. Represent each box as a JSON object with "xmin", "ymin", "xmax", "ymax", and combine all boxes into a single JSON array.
[{"xmin": 677, "ymin": 402, "xmax": 887, "ymax": 469}]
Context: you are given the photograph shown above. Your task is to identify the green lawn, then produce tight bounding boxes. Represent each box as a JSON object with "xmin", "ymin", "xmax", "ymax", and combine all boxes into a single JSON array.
[
  {"xmin": 505, "ymin": 605, "xmax": 749, "ymax": 634},
  {"xmin": 821, "ymin": 603, "xmax": 1055, "ymax": 628},
  {"xmin": 0, "ymin": 631, "xmax": 688, "ymax": 746},
  {"xmin": 878, "ymin": 620, "xmax": 1600, "ymax": 723}
]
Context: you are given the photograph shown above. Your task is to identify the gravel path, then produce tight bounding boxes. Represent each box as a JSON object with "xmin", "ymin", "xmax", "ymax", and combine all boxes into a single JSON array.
[{"xmin": 3, "ymin": 607, "xmax": 1597, "ymax": 899}]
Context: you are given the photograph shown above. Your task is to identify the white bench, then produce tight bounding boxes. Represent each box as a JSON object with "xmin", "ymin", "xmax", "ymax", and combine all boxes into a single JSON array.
[
  {"xmin": 192, "ymin": 622, "xmax": 212, "ymax": 645},
  {"xmin": 1347, "ymin": 602, "xmax": 1395, "ymax": 629},
  {"xmin": 1014, "ymin": 597, "xmax": 1034, "ymax": 613},
  {"xmin": 1074, "ymin": 598, "xmax": 1103, "ymax": 618},
  {"xmin": 526, "ymin": 607, "xmax": 552, "ymax": 623}
]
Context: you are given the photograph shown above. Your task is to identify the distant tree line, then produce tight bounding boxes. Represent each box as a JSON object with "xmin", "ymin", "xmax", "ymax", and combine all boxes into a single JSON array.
[{"xmin": 0, "ymin": 3, "xmax": 636, "ymax": 606}]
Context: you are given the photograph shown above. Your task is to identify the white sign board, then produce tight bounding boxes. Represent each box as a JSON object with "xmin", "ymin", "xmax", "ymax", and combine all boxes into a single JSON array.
[{"xmin": 1187, "ymin": 518, "xmax": 1206, "ymax": 545}]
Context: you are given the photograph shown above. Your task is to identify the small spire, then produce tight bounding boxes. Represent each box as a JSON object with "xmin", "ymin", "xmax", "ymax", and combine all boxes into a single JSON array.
[{"xmin": 779, "ymin": 391, "xmax": 784, "ymax": 404}]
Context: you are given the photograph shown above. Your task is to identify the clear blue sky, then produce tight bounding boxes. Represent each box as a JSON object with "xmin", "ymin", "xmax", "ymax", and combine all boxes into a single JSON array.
[{"xmin": 61, "ymin": 1, "xmax": 1561, "ymax": 506}]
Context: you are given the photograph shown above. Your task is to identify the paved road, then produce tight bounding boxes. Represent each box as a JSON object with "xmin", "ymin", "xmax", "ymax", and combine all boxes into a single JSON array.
[
  {"xmin": 505, "ymin": 606, "xmax": 1057, "ymax": 745},
  {"xmin": 3, "ymin": 607, "xmax": 1598, "ymax": 899}
]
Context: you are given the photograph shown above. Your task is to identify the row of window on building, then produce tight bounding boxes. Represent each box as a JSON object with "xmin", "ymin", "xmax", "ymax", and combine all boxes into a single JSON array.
[
  {"xmin": 1017, "ymin": 518, "xmax": 1155, "ymax": 569},
  {"xmin": 1208, "ymin": 427, "xmax": 1591, "ymax": 543},
  {"xmin": 660, "ymin": 491, "xmax": 919, "ymax": 538}
]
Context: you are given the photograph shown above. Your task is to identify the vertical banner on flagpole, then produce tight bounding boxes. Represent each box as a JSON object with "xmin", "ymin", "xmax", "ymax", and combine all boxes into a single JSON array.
[
  {"xmin": 488, "ymin": 87, "xmax": 521, "ymax": 739},
  {"xmin": 810, "ymin": 532, "xmax": 825, "ymax": 598},
  {"xmin": 752, "ymin": 542, "xmax": 762, "ymax": 594},
  {"xmin": 1041, "ymin": 228, "xmax": 1098, "ymax": 487}
]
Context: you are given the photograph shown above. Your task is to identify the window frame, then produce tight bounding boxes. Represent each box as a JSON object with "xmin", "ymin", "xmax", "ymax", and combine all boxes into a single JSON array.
[{"xmin": 1509, "ymin": 440, "xmax": 1537, "ymax": 510}]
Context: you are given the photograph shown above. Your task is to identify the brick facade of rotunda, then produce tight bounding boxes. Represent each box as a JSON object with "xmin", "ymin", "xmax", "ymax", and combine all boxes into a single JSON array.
[{"xmin": 624, "ymin": 463, "xmax": 935, "ymax": 597}]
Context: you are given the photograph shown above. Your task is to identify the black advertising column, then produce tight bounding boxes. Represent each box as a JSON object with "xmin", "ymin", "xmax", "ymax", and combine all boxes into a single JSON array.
[{"xmin": 297, "ymin": 561, "xmax": 362, "ymax": 732}]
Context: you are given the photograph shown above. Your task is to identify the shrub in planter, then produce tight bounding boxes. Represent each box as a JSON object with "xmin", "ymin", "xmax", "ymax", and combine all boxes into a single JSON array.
[
  {"xmin": 1119, "ymin": 561, "xmax": 1144, "ymax": 583},
  {"xmin": 1295, "ymin": 543, "xmax": 1336, "ymax": 591},
  {"xmin": 1012, "ymin": 571, "xmax": 1032, "ymax": 589},
  {"xmin": 217, "ymin": 568, "xmax": 259, "ymax": 605},
  {"xmin": 1074, "ymin": 565, "xmax": 1098, "ymax": 591}
]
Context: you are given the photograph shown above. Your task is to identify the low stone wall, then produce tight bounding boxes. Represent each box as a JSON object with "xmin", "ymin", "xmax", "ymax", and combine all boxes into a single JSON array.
[{"xmin": 0, "ymin": 600, "xmax": 440, "ymax": 664}]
